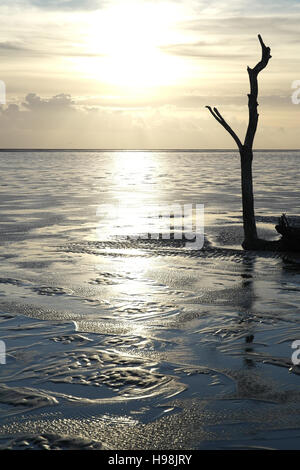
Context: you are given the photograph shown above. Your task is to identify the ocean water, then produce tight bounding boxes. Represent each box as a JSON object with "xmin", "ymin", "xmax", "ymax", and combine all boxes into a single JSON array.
[{"xmin": 0, "ymin": 150, "xmax": 299, "ymax": 450}]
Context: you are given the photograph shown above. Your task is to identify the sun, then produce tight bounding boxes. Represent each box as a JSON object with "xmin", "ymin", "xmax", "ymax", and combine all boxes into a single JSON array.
[{"xmin": 81, "ymin": 1, "xmax": 186, "ymax": 90}]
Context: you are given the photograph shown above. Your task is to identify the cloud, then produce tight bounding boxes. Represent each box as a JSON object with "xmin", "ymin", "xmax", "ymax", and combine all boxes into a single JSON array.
[
  {"xmin": 176, "ymin": 13, "xmax": 300, "ymax": 42},
  {"xmin": 0, "ymin": 93, "xmax": 147, "ymax": 147},
  {"xmin": 0, "ymin": 41, "xmax": 27, "ymax": 52},
  {"xmin": 184, "ymin": 0, "xmax": 300, "ymax": 16},
  {"xmin": 159, "ymin": 13, "xmax": 300, "ymax": 69},
  {"xmin": 0, "ymin": 91, "xmax": 297, "ymax": 149},
  {"xmin": 22, "ymin": 93, "xmax": 75, "ymax": 110},
  {"xmin": 161, "ymin": 41, "xmax": 248, "ymax": 60},
  {"xmin": 0, "ymin": 40, "xmax": 104, "ymax": 58},
  {"xmin": 26, "ymin": 0, "xmax": 106, "ymax": 10},
  {"xmin": 0, "ymin": 92, "xmax": 214, "ymax": 148}
]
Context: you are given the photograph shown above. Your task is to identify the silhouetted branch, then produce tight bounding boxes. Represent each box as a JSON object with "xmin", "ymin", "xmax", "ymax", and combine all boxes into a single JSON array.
[
  {"xmin": 244, "ymin": 34, "xmax": 272, "ymax": 149},
  {"xmin": 205, "ymin": 106, "xmax": 242, "ymax": 150}
]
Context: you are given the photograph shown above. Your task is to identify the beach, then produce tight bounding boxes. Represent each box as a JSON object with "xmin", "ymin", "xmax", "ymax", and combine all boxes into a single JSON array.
[{"xmin": 0, "ymin": 150, "xmax": 299, "ymax": 450}]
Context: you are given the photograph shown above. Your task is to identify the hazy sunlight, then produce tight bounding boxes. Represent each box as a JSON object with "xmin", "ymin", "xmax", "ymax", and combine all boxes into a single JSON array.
[{"xmin": 82, "ymin": 2, "xmax": 188, "ymax": 90}]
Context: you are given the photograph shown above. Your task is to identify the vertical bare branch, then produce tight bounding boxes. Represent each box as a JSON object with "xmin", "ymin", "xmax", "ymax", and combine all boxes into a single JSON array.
[{"xmin": 244, "ymin": 34, "xmax": 272, "ymax": 150}]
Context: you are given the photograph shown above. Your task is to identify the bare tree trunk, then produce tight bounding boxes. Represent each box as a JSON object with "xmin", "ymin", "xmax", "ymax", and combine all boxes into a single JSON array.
[
  {"xmin": 240, "ymin": 146, "xmax": 257, "ymax": 244},
  {"xmin": 206, "ymin": 35, "xmax": 272, "ymax": 250}
]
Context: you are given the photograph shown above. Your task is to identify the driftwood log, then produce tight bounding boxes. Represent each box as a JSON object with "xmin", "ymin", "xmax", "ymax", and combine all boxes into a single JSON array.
[
  {"xmin": 206, "ymin": 35, "xmax": 299, "ymax": 252},
  {"xmin": 275, "ymin": 214, "xmax": 300, "ymax": 252}
]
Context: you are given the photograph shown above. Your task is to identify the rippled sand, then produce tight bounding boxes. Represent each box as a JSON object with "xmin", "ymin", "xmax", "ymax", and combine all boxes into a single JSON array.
[{"xmin": 0, "ymin": 151, "xmax": 299, "ymax": 449}]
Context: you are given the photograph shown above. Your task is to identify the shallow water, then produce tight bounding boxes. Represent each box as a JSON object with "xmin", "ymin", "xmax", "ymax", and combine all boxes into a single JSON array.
[{"xmin": 0, "ymin": 150, "xmax": 299, "ymax": 450}]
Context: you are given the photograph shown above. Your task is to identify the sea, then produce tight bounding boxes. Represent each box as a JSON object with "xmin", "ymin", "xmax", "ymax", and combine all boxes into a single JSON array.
[{"xmin": 0, "ymin": 149, "xmax": 299, "ymax": 450}]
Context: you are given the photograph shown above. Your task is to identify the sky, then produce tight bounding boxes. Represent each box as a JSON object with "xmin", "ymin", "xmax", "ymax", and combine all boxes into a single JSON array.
[{"xmin": 1, "ymin": 0, "xmax": 300, "ymax": 148}]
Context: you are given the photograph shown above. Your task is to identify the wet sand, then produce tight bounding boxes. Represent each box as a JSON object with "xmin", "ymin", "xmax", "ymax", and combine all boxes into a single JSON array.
[{"xmin": 0, "ymin": 150, "xmax": 299, "ymax": 449}]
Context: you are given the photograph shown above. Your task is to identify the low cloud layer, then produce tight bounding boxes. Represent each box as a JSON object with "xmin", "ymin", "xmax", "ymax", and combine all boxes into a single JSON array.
[{"xmin": 0, "ymin": 91, "xmax": 298, "ymax": 149}]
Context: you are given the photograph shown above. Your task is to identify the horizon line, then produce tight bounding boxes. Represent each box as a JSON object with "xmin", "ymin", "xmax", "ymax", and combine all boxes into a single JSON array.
[{"xmin": 0, "ymin": 148, "xmax": 299, "ymax": 153}]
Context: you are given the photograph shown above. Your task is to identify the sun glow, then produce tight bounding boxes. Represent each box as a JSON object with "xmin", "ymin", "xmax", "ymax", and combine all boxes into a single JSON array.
[{"xmin": 82, "ymin": 2, "xmax": 187, "ymax": 90}]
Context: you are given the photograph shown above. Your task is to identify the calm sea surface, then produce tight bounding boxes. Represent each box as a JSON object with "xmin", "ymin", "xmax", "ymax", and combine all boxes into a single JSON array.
[{"xmin": 0, "ymin": 150, "xmax": 299, "ymax": 449}]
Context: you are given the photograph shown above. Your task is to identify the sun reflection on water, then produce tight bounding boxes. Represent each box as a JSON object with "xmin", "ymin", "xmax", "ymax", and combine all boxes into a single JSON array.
[
  {"xmin": 94, "ymin": 152, "xmax": 164, "ymax": 313},
  {"xmin": 112, "ymin": 151, "xmax": 158, "ymax": 189},
  {"xmin": 96, "ymin": 152, "xmax": 163, "ymax": 239}
]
